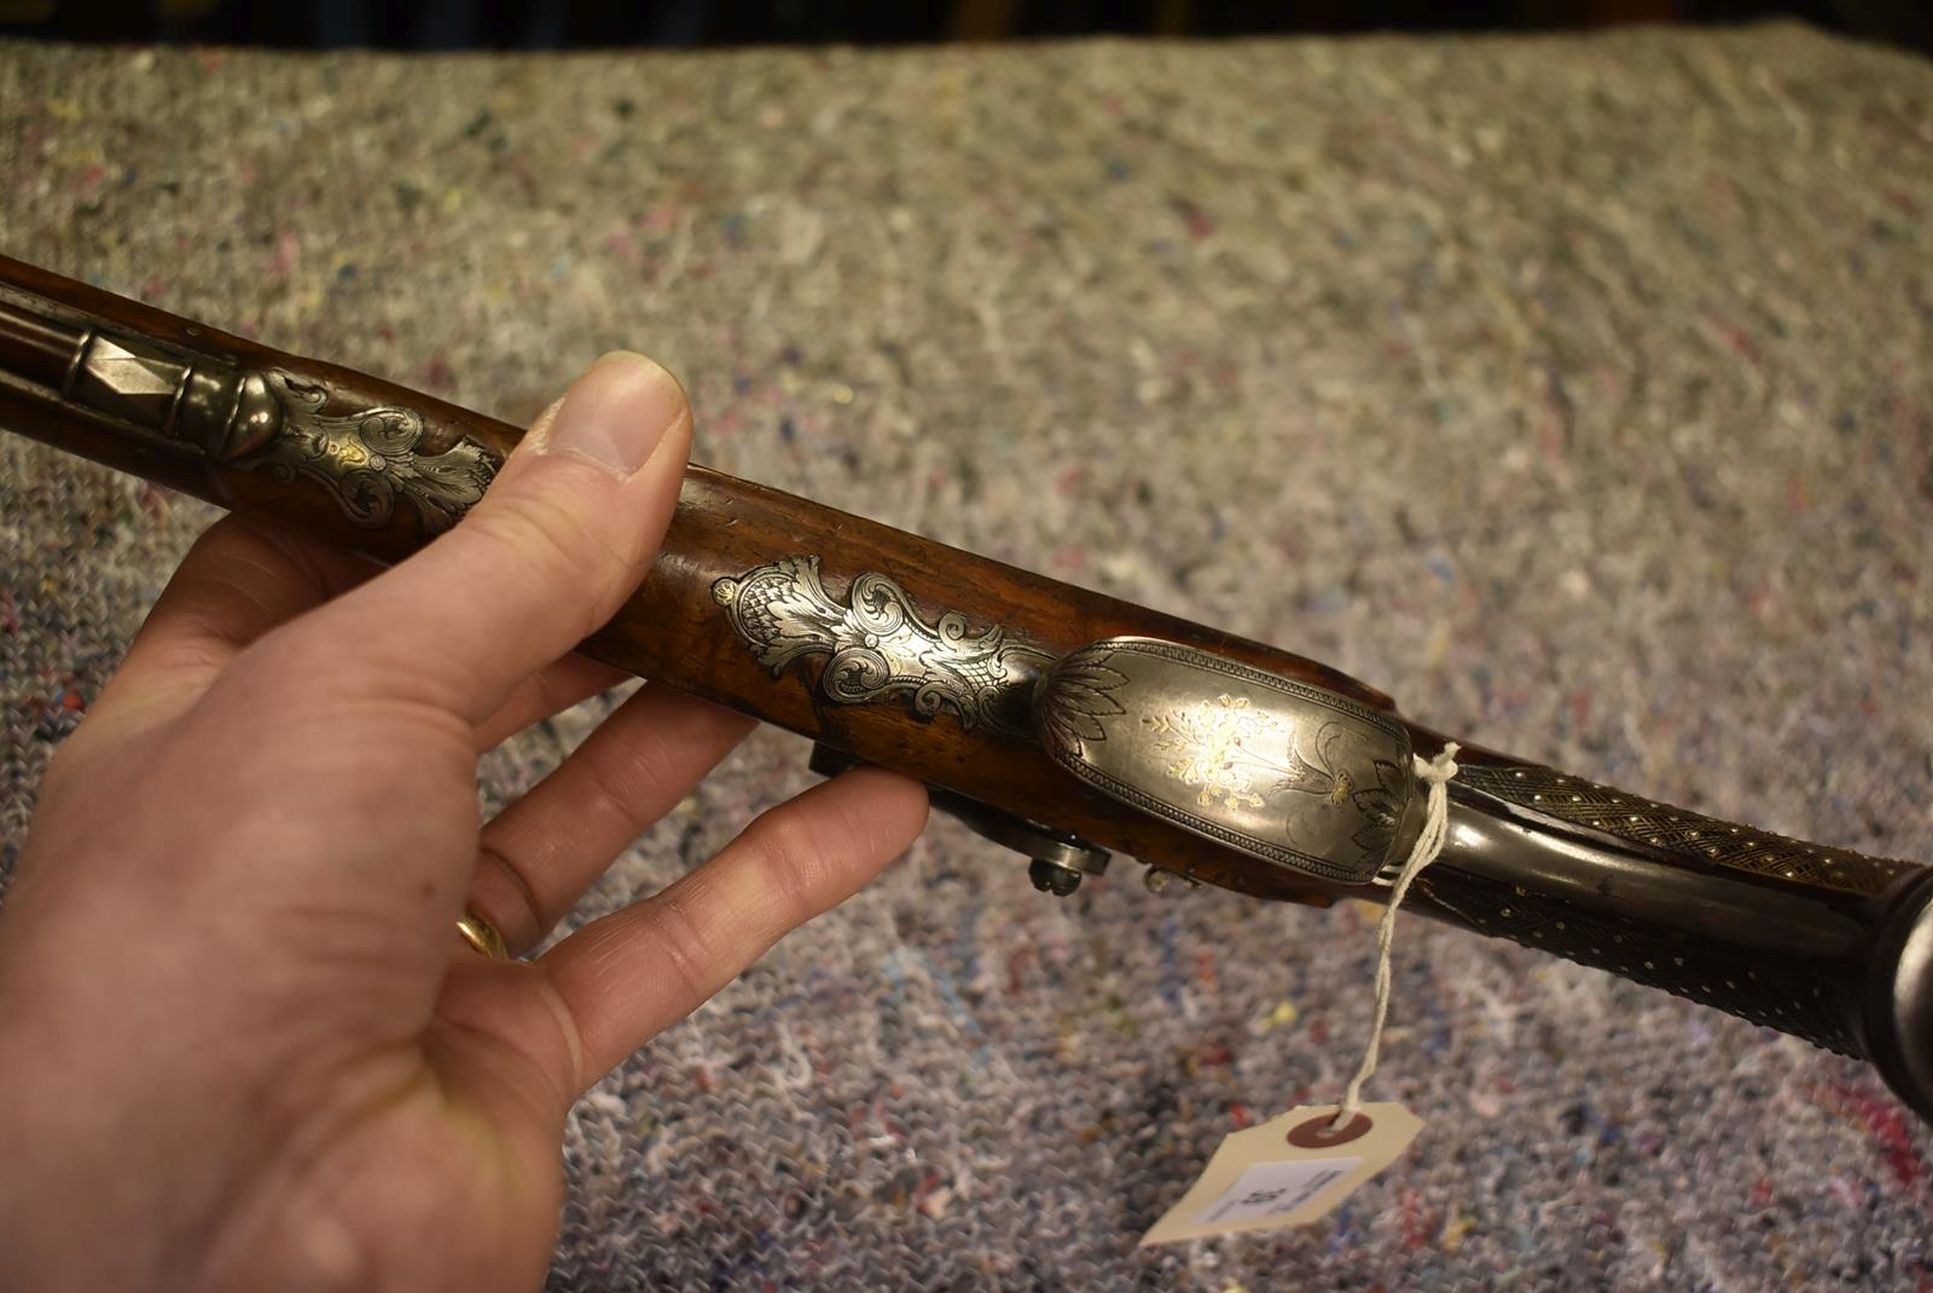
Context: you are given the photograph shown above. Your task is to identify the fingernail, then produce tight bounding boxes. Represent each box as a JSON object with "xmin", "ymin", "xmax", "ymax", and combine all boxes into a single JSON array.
[{"xmin": 542, "ymin": 352, "xmax": 686, "ymax": 475}]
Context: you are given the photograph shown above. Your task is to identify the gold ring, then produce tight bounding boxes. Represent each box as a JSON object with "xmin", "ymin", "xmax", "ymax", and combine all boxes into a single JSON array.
[{"xmin": 456, "ymin": 908, "xmax": 511, "ymax": 960}]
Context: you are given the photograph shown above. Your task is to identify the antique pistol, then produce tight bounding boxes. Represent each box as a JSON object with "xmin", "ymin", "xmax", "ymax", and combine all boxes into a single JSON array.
[{"xmin": 2, "ymin": 254, "xmax": 1929, "ymax": 1127}]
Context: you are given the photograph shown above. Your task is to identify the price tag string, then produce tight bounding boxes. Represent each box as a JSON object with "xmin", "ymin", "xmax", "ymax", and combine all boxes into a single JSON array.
[{"xmin": 1334, "ymin": 742, "xmax": 1460, "ymax": 1124}]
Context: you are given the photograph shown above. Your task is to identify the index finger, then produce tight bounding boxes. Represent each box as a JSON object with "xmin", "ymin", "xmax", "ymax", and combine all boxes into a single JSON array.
[{"xmin": 80, "ymin": 518, "xmax": 372, "ymax": 745}]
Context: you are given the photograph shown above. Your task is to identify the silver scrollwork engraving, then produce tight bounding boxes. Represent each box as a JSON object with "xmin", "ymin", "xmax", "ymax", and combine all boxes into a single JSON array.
[
  {"xmin": 711, "ymin": 556, "xmax": 1052, "ymax": 733},
  {"xmin": 56, "ymin": 322, "xmax": 496, "ymax": 535},
  {"xmin": 247, "ymin": 372, "xmax": 497, "ymax": 532}
]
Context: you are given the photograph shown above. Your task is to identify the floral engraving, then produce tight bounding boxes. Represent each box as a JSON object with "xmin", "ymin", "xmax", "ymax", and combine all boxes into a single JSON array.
[
  {"xmin": 246, "ymin": 372, "xmax": 498, "ymax": 532},
  {"xmin": 712, "ymin": 556, "xmax": 1051, "ymax": 733},
  {"xmin": 1348, "ymin": 758, "xmax": 1411, "ymax": 868},
  {"xmin": 1141, "ymin": 696, "xmax": 1351, "ymax": 811},
  {"xmin": 1034, "ymin": 653, "xmax": 1128, "ymax": 760}
]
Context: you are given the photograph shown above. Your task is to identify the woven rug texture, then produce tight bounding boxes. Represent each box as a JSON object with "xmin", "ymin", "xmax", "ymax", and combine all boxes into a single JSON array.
[{"xmin": 3, "ymin": 24, "xmax": 1932, "ymax": 1291}]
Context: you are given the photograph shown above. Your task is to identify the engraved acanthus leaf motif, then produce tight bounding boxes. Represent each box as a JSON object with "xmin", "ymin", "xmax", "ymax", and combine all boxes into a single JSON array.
[
  {"xmin": 244, "ymin": 372, "xmax": 498, "ymax": 532},
  {"xmin": 1140, "ymin": 696, "xmax": 1349, "ymax": 811},
  {"xmin": 1455, "ymin": 764, "xmax": 1916, "ymax": 898},
  {"xmin": 712, "ymin": 556, "xmax": 1050, "ymax": 733},
  {"xmin": 1349, "ymin": 758, "xmax": 1411, "ymax": 867},
  {"xmin": 1035, "ymin": 654, "xmax": 1128, "ymax": 760}
]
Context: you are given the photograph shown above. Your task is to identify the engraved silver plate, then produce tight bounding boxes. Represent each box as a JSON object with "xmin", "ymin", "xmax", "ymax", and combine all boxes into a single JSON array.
[
  {"xmin": 1033, "ymin": 637, "xmax": 1415, "ymax": 884},
  {"xmin": 713, "ymin": 556, "xmax": 1051, "ymax": 734}
]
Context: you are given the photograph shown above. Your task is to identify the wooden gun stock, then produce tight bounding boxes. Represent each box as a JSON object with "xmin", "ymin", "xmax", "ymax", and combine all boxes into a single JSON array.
[{"xmin": 2, "ymin": 253, "xmax": 1929, "ymax": 1126}]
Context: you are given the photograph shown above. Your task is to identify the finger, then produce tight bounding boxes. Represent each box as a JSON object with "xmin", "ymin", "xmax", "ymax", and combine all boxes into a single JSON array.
[
  {"xmin": 288, "ymin": 351, "xmax": 691, "ymax": 726},
  {"xmin": 472, "ymin": 652, "xmax": 630, "ymax": 751},
  {"xmin": 536, "ymin": 769, "xmax": 928, "ymax": 1095},
  {"xmin": 84, "ymin": 517, "xmax": 374, "ymax": 737},
  {"xmin": 469, "ymin": 684, "xmax": 757, "ymax": 952}
]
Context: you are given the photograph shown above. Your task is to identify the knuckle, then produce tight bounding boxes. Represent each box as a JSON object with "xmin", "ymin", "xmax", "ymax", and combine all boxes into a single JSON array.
[
  {"xmin": 467, "ymin": 500, "xmax": 581, "ymax": 580},
  {"xmin": 179, "ymin": 515, "xmax": 253, "ymax": 566},
  {"xmin": 462, "ymin": 494, "xmax": 633, "ymax": 636},
  {"xmin": 473, "ymin": 841, "xmax": 547, "ymax": 951},
  {"xmin": 639, "ymin": 890, "xmax": 720, "ymax": 1006},
  {"xmin": 740, "ymin": 805, "xmax": 835, "ymax": 926},
  {"xmin": 138, "ymin": 628, "xmax": 236, "ymax": 681},
  {"xmin": 578, "ymin": 725, "xmax": 679, "ymax": 833}
]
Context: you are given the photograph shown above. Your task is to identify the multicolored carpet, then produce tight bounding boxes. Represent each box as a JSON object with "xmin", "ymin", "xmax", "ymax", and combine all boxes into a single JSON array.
[{"xmin": 3, "ymin": 24, "xmax": 1931, "ymax": 1289}]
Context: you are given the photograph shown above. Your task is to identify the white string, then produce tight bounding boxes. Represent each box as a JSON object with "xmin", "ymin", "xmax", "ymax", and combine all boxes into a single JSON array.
[{"xmin": 1334, "ymin": 742, "xmax": 1460, "ymax": 1124}]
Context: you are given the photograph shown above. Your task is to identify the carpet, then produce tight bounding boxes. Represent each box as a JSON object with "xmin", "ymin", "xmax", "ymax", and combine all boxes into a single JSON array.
[{"xmin": 2, "ymin": 23, "xmax": 1931, "ymax": 1290}]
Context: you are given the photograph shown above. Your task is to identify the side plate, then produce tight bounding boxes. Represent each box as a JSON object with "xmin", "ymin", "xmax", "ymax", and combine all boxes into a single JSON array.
[{"xmin": 1033, "ymin": 638, "xmax": 1415, "ymax": 885}]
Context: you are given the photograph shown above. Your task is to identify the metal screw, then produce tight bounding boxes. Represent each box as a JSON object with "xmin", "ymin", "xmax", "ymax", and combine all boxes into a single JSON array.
[
  {"xmin": 1144, "ymin": 867, "xmax": 1197, "ymax": 895},
  {"xmin": 1029, "ymin": 858, "xmax": 1084, "ymax": 896}
]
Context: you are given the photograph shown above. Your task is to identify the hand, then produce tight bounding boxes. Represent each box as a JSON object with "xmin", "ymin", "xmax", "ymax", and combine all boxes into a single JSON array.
[{"xmin": 0, "ymin": 354, "xmax": 929, "ymax": 1291}]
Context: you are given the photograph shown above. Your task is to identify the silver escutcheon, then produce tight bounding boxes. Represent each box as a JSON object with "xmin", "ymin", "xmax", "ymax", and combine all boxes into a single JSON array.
[{"xmin": 1033, "ymin": 637, "xmax": 1416, "ymax": 885}]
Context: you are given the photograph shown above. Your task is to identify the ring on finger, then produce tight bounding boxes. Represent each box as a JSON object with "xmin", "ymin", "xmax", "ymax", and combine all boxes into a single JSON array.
[{"xmin": 456, "ymin": 907, "xmax": 512, "ymax": 960}]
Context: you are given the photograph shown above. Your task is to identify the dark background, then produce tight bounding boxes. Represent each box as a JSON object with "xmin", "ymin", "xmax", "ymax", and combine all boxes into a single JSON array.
[{"xmin": 1, "ymin": 0, "xmax": 1929, "ymax": 53}]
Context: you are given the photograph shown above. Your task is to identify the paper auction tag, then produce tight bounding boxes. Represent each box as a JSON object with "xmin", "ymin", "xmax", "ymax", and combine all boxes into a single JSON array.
[{"xmin": 1139, "ymin": 1103, "xmax": 1422, "ymax": 1246}]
